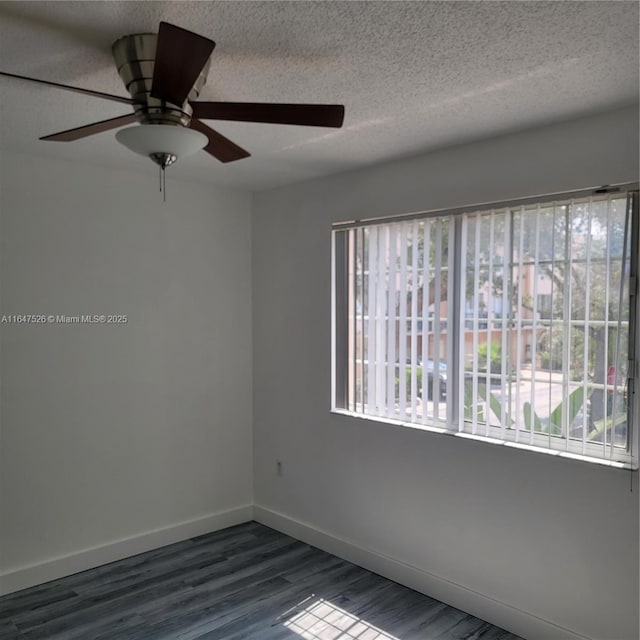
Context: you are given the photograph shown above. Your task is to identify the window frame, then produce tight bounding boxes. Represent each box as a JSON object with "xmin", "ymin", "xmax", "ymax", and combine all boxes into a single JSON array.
[{"xmin": 331, "ymin": 184, "xmax": 639, "ymax": 469}]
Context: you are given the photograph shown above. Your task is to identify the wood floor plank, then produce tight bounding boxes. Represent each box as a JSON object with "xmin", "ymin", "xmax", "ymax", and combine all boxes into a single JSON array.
[
  {"xmin": 176, "ymin": 566, "xmax": 369, "ymax": 640},
  {"xmin": 0, "ymin": 522, "xmax": 523, "ymax": 640},
  {"xmin": 0, "ymin": 620, "xmax": 21, "ymax": 640},
  {"xmin": 0, "ymin": 589, "xmax": 79, "ymax": 622}
]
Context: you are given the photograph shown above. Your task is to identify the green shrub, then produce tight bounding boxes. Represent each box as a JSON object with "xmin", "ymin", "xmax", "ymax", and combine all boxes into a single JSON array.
[{"xmin": 477, "ymin": 341, "xmax": 502, "ymax": 373}]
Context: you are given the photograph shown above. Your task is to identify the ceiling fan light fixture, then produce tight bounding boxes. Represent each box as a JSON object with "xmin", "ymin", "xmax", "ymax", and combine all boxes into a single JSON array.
[{"xmin": 115, "ymin": 124, "xmax": 207, "ymax": 167}]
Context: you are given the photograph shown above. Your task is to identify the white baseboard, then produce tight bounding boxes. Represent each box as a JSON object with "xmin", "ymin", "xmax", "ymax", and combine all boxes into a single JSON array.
[
  {"xmin": 253, "ymin": 505, "xmax": 592, "ymax": 640},
  {"xmin": 0, "ymin": 505, "xmax": 253, "ymax": 596}
]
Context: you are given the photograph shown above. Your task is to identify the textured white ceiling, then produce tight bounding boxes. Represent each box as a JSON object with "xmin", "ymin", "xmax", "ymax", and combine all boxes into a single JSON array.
[{"xmin": 0, "ymin": 1, "xmax": 638, "ymax": 191}]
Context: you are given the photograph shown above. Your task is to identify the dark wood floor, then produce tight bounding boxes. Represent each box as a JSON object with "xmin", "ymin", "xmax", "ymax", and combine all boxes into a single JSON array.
[{"xmin": 0, "ymin": 522, "xmax": 523, "ymax": 639}]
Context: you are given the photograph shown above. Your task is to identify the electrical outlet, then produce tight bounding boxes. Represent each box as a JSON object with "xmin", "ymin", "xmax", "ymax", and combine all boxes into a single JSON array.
[{"xmin": 276, "ymin": 460, "xmax": 283, "ymax": 476}]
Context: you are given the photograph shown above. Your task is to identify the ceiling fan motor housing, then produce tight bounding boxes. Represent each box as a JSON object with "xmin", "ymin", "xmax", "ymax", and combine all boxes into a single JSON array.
[{"xmin": 112, "ymin": 33, "xmax": 210, "ymax": 127}]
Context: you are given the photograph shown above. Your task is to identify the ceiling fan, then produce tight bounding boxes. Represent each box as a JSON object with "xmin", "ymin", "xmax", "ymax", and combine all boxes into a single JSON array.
[{"xmin": 0, "ymin": 21, "xmax": 345, "ymax": 169}]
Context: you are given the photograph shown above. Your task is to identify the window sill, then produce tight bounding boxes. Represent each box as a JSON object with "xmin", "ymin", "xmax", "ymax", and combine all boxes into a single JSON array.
[{"xmin": 331, "ymin": 408, "xmax": 638, "ymax": 471}]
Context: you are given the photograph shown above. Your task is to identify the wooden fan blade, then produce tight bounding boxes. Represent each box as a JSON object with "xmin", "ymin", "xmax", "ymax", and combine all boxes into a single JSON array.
[
  {"xmin": 190, "ymin": 102, "xmax": 345, "ymax": 128},
  {"xmin": 189, "ymin": 119, "xmax": 250, "ymax": 163},
  {"xmin": 0, "ymin": 71, "xmax": 132, "ymax": 105},
  {"xmin": 40, "ymin": 114, "xmax": 137, "ymax": 142},
  {"xmin": 150, "ymin": 22, "xmax": 215, "ymax": 107}
]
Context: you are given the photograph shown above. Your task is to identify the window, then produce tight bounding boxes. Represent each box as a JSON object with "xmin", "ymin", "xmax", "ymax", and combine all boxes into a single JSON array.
[{"xmin": 332, "ymin": 187, "xmax": 639, "ymax": 467}]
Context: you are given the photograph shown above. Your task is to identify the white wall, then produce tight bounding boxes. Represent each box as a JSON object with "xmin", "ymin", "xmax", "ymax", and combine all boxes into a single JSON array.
[
  {"xmin": 0, "ymin": 153, "xmax": 253, "ymax": 592},
  {"xmin": 252, "ymin": 105, "xmax": 640, "ymax": 640}
]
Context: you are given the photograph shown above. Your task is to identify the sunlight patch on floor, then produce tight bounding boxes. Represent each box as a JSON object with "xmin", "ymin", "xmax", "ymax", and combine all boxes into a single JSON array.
[{"xmin": 284, "ymin": 597, "xmax": 401, "ymax": 640}]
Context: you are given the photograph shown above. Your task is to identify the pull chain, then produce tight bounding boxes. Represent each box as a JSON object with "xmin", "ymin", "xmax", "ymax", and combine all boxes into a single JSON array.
[{"xmin": 158, "ymin": 165, "xmax": 167, "ymax": 202}]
